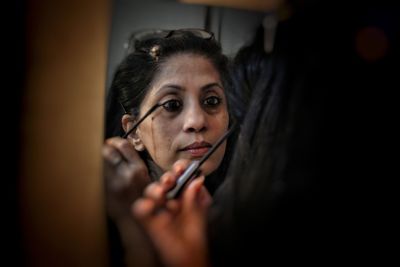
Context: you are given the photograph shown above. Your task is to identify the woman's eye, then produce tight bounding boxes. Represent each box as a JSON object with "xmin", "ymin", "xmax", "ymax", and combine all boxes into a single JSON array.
[
  {"xmin": 203, "ymin": 96, "xmax": 221, "ymax": 107},
  {"xmin": 162, "ymin": 99, "xmax": 182, "ymax": 112}
]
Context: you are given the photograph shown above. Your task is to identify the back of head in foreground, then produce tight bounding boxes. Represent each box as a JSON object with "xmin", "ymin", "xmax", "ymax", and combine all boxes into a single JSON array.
[{"xmin": 207, "ymin": 1, "xmax": 396, "ymax": 264}]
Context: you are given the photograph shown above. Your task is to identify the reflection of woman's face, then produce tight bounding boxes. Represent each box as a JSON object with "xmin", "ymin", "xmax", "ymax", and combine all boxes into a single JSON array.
[{"xmin": 136, "ymin": 53, "xmax": 229, "ymax": 175}]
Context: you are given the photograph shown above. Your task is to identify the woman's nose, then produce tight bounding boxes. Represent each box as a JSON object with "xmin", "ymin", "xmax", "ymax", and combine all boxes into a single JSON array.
[{"xmin": 182, "ymin": 104, "xmax": 207, "ymax": 133}]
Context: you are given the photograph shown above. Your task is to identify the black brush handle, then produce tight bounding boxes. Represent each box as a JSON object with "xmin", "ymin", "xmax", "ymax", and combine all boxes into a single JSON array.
[{"xmin": 166, "ymin": 161, "xmax": 201, "ymax": 200}]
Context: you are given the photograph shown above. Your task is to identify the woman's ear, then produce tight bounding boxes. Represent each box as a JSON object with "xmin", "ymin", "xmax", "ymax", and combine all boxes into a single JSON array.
[{"xmin": 122, "ymin": 114, "xmax": 145, "ymax": 151}]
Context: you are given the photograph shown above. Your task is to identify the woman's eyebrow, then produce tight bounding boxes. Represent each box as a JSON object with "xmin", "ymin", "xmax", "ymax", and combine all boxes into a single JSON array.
[
  {"xmin": 201, "ymin": 83, "xmax": 224, "ymax": 91},
  {"xmin": 155, "ymin": 84, "xmax": 183, "ymax": 94},
  {"xmin": 154, "ymin": 82, "xmax": 224, "ymax": 97}
]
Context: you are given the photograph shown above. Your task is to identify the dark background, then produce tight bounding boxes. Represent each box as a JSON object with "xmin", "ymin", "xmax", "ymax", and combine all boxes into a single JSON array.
[
  {"xmin": 105, "ymin": 0, "xmax": 266, "ymax": 90},
  {"xmin": 4, "ymin": 0, "xmax": 399, "ymax": 265}
]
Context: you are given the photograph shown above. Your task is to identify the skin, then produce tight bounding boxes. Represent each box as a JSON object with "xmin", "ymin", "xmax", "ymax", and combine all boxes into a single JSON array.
[
  {"xmin": 123, "ymin": 53, "xmax": 229, "ymax": 176},
  {"xmin": 102, "ymin": 137, "xmax": 158, "ymax": 267},
  {"xmin": 103, "ymin": 137, "xmax": 151, "ymax": 218},
  {"xmin": 133, "ymin": 159, "xmax": 212, "ymax": 267}
]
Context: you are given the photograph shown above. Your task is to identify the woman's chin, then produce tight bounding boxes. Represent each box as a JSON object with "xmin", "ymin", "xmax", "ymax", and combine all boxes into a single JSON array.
[{"xmin": 199, "ymin": 162, "xmax": 218, "ymax": 177}]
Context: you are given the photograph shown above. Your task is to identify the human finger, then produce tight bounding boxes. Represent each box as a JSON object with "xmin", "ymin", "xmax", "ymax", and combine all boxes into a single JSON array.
[
  {"xmin": 182, "ymin": 176, "xmax": 206, "ymax": 213},
  {"xmin": 102, "ymin": 143, "xmax": 124, "ymax": 167},
  {"xmin": 132, "ymin": 198, "xmax": 157, "ymax": 220},
  {"xmin": 106, "ymin": 137, "xmax": 141, "ymax": 164},
  {"xmin": 143, "ymin": 182, "xmax": 166, "ymax": 204},
  {"xmin": 132, "ymin": 197, "xmax": 171, "ymax": 233},
  {"xmin": 171, "ymin": 159, "xmax": 192, "ymax": 175},
  {"xmin": 159, "ymin": 159, "xmax": 193, "ymax": 191},
  {"xmin": 180, "ymin": 175, "xmax": 212, "ymax": 214},
  {"xmin": 165, "ymin": 199, "xmax": 181, "ymax": 215}
]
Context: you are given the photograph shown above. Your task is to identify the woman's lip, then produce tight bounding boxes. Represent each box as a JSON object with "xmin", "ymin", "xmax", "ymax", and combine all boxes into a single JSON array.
[
  {"xmin": 180, "ymin": 141, "xmax": 212, "ymax": 151},
  {"xmin": 179, "ymin": 142, "xmax": 212, "ymax": 158},
  {"xmin": 181, "ymin": 147, "xmax": 210, "ymax": 158}
]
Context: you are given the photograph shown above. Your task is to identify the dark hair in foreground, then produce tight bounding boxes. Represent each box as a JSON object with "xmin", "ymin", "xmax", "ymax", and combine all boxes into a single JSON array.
[
  {"xmin": 227, "ymin": 25, "xmax": 271, "ymax": 124},
  {"xmin": 208, "ymin": 1, "xmax": 397, "ymax": 265}
]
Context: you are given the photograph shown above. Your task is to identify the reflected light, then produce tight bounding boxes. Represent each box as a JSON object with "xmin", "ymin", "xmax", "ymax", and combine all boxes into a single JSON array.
[{"xmin": 355, "ymin": 26, "xmax": 389, "ymax": 62}]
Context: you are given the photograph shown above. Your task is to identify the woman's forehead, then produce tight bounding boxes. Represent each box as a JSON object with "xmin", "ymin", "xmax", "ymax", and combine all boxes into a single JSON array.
[
  {"xmin": 160, "ymin": 53, "xmax": 216, "ymax": 74},
  {"xmin": 150, "ymin": 54, "xmax": 223, "ymax": 91}
]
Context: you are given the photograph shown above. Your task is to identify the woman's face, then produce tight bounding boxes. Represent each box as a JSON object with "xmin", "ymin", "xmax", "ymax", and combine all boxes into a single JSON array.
[{"xmin": 132, "ymin": 53, "xmax": 229, "ymax": 175}]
